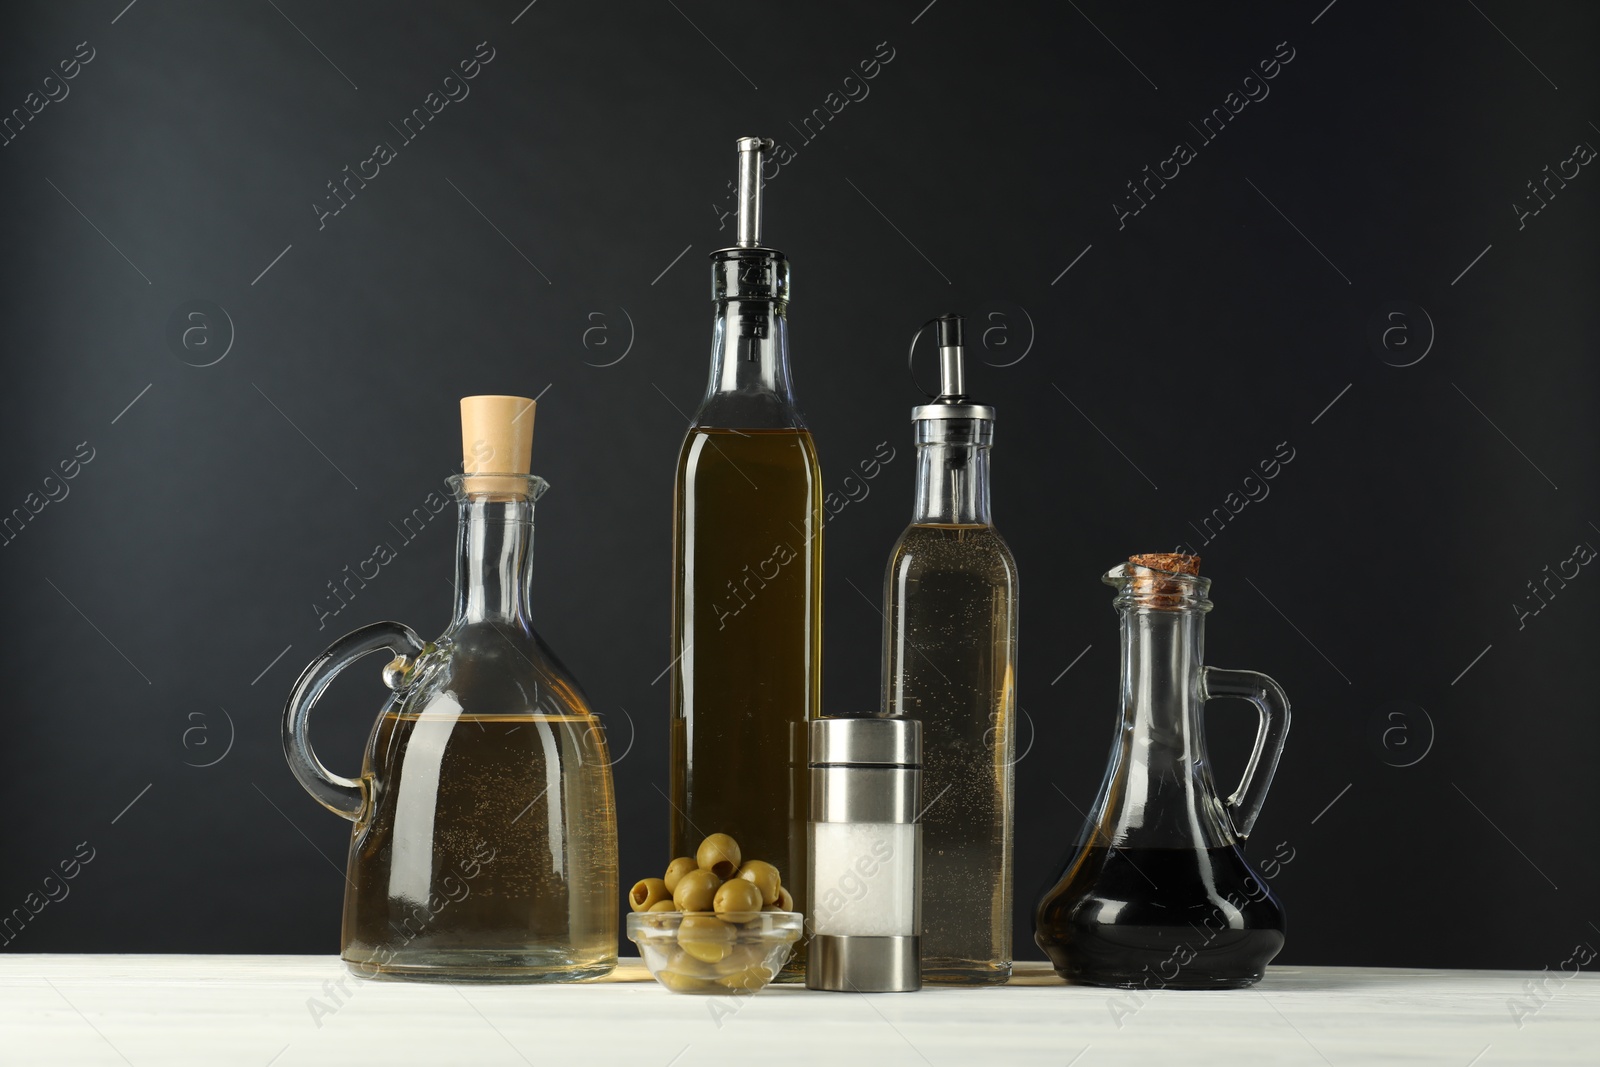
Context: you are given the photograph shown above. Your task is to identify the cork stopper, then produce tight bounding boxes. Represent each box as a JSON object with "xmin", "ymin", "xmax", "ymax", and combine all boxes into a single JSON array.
[
  {"xmin": 1127, "ymin": 553, "xmax": 1202, "ymax": 608},
  {"xmin": 459, "ymin": 394, "xmax": 535, "ymax": 496},
  {"xmin": 1129, "ymin": 552, "xmax": 1201, "ymax": 575}
]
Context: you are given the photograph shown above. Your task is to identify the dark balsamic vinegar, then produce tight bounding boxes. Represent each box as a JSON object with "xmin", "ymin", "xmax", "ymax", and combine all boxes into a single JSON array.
[{"xmin": 1034, "ymin": 844, "xmax": 1285, "ymax": 990}]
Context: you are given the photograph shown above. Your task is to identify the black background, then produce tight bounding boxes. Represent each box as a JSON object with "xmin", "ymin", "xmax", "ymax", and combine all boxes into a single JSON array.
[{"xmin": 1, "ymin": 0, "xmax": 1595, "ymax": 971}]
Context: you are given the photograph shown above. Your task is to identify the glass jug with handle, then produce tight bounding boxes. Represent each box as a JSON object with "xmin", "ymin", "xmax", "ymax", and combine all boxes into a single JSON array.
[
  {"xmin": 1035, "ymin": 553, "xmax": 1289, "ymax": 989},
  {"xmin": 281, "ymin": 395, "xmax": 618, "ymax": 983}
]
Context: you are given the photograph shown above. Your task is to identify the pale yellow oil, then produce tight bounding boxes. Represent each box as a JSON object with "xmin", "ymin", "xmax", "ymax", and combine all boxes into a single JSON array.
[
  {"xmin": 669, "ymin": 427, "xmax": 822, "ymax": 976},
  {"xmin": 883, "ymin": 523, "xmax": 1017, "ymax": 984},
  {"xmin": 343, "ymin": 711, "xmax": 618, "ymax": 982}
]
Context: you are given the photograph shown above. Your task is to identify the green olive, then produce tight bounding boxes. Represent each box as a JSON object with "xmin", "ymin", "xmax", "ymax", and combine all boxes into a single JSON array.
[
  {"xmin": 664, "ymin": 949, "xmax": 721, "ymax": 979},
  {"xmin": 716, "ymin": 963, "xmax": 775, "ymax": 992},
  {"xmin": 763, "ymin": 885, "xmax": 795, "ymax": 912},
  {"xmin": 736, "ymin": 860, "xmax": 781, "ymax": 905},
  {"xmin": 696, "ymin": 833, "xmax": 742, "ymax": 879},
  {"xmin": 720, "ymin": 942, "xmax": 767, "ymax": 970},
  {"xmin": 663, "ymin": 856, "xmax": 698, "ymax": 892},
  {"xmin": 672, "ymin": 869, "xmax": 722, "ymax": 912},
  {"xmin": 677, "ymin": 914, "xmax": 734, "ymax": 963},
  {"xmin": 629, "ymin": 877, "xmax": 670, "ymax": 912},
  {"xmin": 656, "ymin": 969, "xmax": 718, "ymax": 993},
  {"xmin": 713, "ymin": 877, "xmax": 763, "ymax": 919},
  {"xmin": 647, "ymin": 899, "xmax": 678, "ymax": 913}
]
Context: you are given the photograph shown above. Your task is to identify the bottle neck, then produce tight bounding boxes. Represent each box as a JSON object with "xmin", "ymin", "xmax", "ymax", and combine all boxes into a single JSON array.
[
  {"xmin": 452, "ymin": 495, "xmax": 535, "ymax": 627},
  {"xmin": 1090, "ymin": 606, "xmax": 1235, "ymax": 848},
  {"xmin": 694, "ymin": 298, "xmax": 802, "ymax": 428},
  {"xmin": 911, "ymin": 423, "xmax": 993, "ymax": 525},
  {"xmin": 1120, "ymin": 608, "xmax": 1204, "ymax": 748}
]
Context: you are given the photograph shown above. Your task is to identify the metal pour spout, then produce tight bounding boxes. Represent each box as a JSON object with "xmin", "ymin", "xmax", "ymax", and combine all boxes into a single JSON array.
[
  {"xmin": 910, "ymin": 313, "xmax": 995, "ymax": 426},
  {"xmin": 735, "ymin": 136, "xmax": 773, "ymax": 248},
  {"xmin": 934, "ymin": 315, "xmax": 966, "ymax": 402}
]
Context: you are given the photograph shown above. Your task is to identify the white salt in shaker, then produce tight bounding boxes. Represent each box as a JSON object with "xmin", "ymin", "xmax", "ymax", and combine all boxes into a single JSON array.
[{"xmin": 806, "ymin": 716, "xmax": 922, "ymax": 992}]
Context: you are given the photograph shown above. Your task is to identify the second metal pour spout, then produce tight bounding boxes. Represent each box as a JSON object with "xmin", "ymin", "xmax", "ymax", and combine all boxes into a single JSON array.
[
  {"xmin": 911, "ymin": 314, "xmax": 994, "ymax": 425},
  {"xmin": 735, "ymin": 136, "xmax": 774, "ymax": 248},
  {"xmin": 933, "ymin": 314, "xmax": 966, "ymax": 402}
]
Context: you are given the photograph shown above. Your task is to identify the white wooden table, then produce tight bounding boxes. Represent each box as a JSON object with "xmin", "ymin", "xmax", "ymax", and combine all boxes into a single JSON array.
[{"xmin": 1, "ymin": 955, "xmax": 1594, "ymax": 1065}]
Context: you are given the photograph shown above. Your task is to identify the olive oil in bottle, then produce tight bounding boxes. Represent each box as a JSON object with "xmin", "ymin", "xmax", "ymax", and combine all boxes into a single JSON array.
[
  {"xmin": 669, "ymin": 428, "xmax": 820, "ymax": 903},
  {"xmin": 669, "ymin": 139, "xmax": 821, "ymax": 976},
  {"xmin": 881, "ymin": 316, "xmax": 1018, "ymax": 985},
  {"xmin": 346, "ymin": 709, "xmax": 618, "ymax": 980}
]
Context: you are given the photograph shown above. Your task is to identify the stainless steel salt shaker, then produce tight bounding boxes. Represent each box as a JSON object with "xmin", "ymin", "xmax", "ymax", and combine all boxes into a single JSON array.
[{"xmin": 806, "ymin": 716, "xmax": 922, "ymax": 993}]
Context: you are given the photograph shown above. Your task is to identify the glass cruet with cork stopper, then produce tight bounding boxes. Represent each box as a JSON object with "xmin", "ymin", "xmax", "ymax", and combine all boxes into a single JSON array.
[
  {"xmin": 880, "ymin": 314, "xmax": 1018, "ymax": 985},
  {"xmin": 1035, "ymin": 554, "xmax": 1289, "ymax": 989},
  {"xmin": 281, "ymin": 395, "xmax": 619, "ymax": 983}
]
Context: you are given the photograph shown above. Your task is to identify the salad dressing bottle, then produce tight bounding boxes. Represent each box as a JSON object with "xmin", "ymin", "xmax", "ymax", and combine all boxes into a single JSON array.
[
  {"xmin": 881, "ymin": 315, "xmax": 1018, "ymax": 984},
  {"xmin": 282, "ymin": 395, "xmax": 618, "ymax": 982}
]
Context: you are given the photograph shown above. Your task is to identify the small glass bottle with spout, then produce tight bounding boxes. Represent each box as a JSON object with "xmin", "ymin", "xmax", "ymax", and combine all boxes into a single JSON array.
[
  {"xmin": 880, "ymin": 315, "xmax": 1018, "ymax": 985},
  {"xmin": 1034, "ymin": 554, "xmax": 1289, "ymax": 989},
  {"xmin": 669, "ymin": 137, "xmax": 822, "ymax": 978},
  {"xmin": 282, "ymin": 396, "xmax": 618, "ymax": 982}
]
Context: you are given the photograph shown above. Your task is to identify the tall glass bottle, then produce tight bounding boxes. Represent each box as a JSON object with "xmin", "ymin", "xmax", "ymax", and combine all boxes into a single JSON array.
[
  {"xmin": 881, "ymin": 315, "xmax": 1018, "ymax": 985},
  {"xmin": 670, "ymin": 138, "xmax": 821, "ymax": 974}
]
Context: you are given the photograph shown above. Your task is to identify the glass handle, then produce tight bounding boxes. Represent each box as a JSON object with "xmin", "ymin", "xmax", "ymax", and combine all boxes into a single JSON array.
[
  {"xmin": 1201, "ymin": 666, "xmax": 1292, "ymax": 841},
  {"xmin": 281, "ymin": 621, "xmax": 425, "ymax": 821}
]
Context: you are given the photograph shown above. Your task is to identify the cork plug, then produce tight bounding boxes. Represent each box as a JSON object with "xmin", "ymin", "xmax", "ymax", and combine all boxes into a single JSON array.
[
  {"xmin": 460, "ymin": 394, "xmax": 535, "ymax": 496},
  {"xmin": 1129, "ymin": 553, "xmax": 1201, "ymax": 576},
  {"xmin": 1127, "ymin": 552, "xmax": 1202, "ymax": 608}
]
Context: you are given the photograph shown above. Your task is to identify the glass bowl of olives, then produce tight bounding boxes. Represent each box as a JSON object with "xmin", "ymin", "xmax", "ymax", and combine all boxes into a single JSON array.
[{"xmin": 625, "ymin": 834, "xmax": 801, "ymax": 995}]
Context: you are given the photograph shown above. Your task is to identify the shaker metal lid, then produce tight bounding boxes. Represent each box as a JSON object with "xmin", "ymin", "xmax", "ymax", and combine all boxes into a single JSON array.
[{"xmin": 809, "ymin": 717, "xmax": 921, "ymax": 767}]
